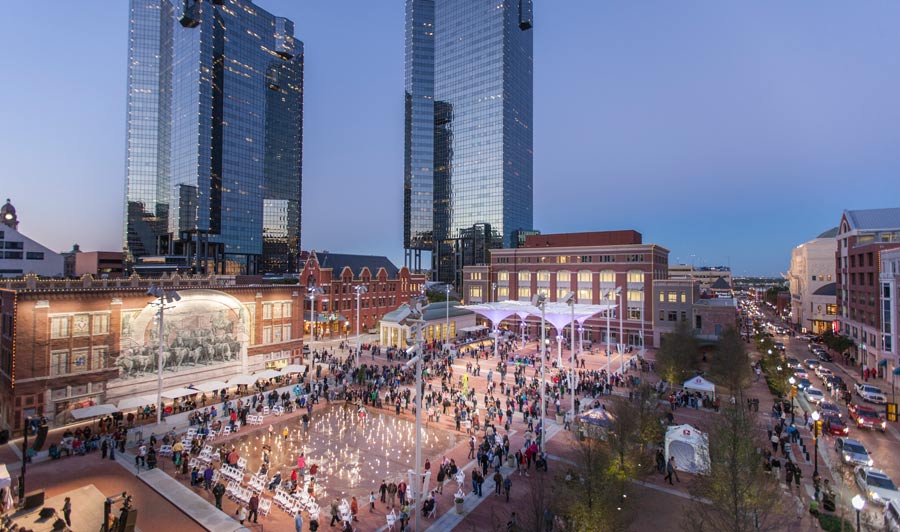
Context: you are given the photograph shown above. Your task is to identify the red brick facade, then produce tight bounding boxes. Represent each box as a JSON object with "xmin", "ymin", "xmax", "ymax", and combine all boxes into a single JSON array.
[{"xmin": 0, "ymin": 274, "xmax": 304, "ymax": 433}]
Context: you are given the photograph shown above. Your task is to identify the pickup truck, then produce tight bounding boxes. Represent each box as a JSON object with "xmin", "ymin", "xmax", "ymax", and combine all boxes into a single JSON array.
[
  {"xmin": 855, "ymin": 383, "xmax": 887, "ymax": 404},
  {"xmin": 848, "ymin": 403, "xmax": 887, "ymax": 433}
]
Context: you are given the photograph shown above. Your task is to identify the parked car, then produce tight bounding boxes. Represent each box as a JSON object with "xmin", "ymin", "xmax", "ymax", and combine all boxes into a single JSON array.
[
  {"xmin": 822, "ymin": 414, "xmax": 849, "ymax": 436},
  {"xmin": 848, "ymin": 403, "xmax": 887, "ymax": 432},
  {"xmin": 805, "ymin": 387, "xmax": 825, "ymax": 405},
  {"xmin": 817, "ymin": 351, "xmax": 833, "ymax": 362},
  {"xmin": 856, "ymin": 383, "xmax": 887, "ymax": 404},
  {"xmin": 856, "ymin": 466, "xmax": 900, "ymax": 505},
  {"xmin": 835, "ymin": 437, "xmax": 874, "ymax": 467}
]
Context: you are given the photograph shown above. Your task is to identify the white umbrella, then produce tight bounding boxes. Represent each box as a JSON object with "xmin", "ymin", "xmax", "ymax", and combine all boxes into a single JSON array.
[
  {"xmin": 253, "ymin": 369, "xmax": 281, "ymax": 380},
  {"xmin": 227, "ymin": 374, "xmax": 257, "ymax": 387},
  {"xmin": 279, "ymin": 364, "xmax": 307, "ymax": 375},
  {"xmin": 116, "ymin": 394, "xmax": 159, "ymax": 411},
  {"xmin": 70, "ymin": 404, "xmax": 119, "ymax": 420},
  {"xmin": 161, "ymin": 387, "xmax": 199, "ymax": 399},
  {"xmin": 191, "ymin": 380, "xmax": 230, "ymax": 393}
]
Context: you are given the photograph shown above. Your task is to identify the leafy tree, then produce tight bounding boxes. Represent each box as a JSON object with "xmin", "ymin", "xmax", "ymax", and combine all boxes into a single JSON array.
[
  {"xmin": 655, "ymin": 320, "xmax": 700, "ymax": 385},
  {"xmin": 555, "ymin": 437, "xmax": 633, "ymax": 532},
  {"xmin": 685, "ymin": 405, "xmax": 786, "ymax": 532},
  {"xmin": 820, "ymin": 330, "xmax": 853, "ymax": 354},
  {"xmin": 709, "ymin": 327, "xmax": 752, "ymax": 400}
]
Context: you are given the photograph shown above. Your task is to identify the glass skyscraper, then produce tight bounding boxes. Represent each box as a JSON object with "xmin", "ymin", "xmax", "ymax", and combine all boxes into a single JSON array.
[
  {"xmin": 403, "ymin": 0, "xmax": 533, "ymax": 285},
  {"xmin": 124, "ymin": 0, "xmax": 303, "ymax": 274}
]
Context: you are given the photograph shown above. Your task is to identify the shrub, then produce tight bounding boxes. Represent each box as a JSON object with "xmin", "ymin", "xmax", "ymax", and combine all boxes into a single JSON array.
[{"xmin": 818, "ymin": 513, "xmax": 854, "ymax": 532}]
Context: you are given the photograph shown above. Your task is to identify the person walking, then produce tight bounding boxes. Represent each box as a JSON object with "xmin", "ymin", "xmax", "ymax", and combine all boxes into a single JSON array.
[
  {"xmin": 387, "ymin": 481, "xmax": 397, "ymax": 507},
  {"xmin": 294, "ymin": 511, "xmax": 304, "ymax": 532},
  {"xmin": 503, "ymin": 476, "xmax": 512, "ymax": 502},
  {"xmin": 664, "ymin": 456, "xmax": 679, "ymax": 485},
  {"xmin": 62, "ymin": 497, "xmax": 72, "ymax": 527},
  {"xmin": 237, "ymin": 505, "xmax": 248, "ymax": 525}
]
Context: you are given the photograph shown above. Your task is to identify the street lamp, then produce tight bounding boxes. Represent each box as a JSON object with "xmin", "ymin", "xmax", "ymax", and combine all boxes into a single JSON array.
[
  {"xmin": 811, "ymin": 410, "xmax": 820, "ymax": 477},
  {"xmin": 148, "ymin": 284, "xmax": 180, "ymax": 425},
  {"xmin": 603, "ymin": 287, "xmax": 622, "ymax": 379},
  {"xmin": 400, "ymin": 296, "xmax": 427, "ymax": 532},
  {"xmin": 307, "ymin": 286, "xmax": 324, "ymax": 393},
  {"xmin": 851, "ymin": 493, "xmax": 865, "ymax": 532},
  {"xmin": 564, "ymin": 291, "xmax": 577, "ymax": 419},
  {"xmin": 532, "ymin": 294, "xmax": 548, "ymax": 453},
  {"xmin": 445, "ymin": 284, "xmax": 452, "ymax": 346},
  {"xmin": 788, "ymin": 376, "xmax": 796, "ymax": 424},
  {"xmin": 354, "ymin": 285, "xmax": 368, "ymax": 368}
]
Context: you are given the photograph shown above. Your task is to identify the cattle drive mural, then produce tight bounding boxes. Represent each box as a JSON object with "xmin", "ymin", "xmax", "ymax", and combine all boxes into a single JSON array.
[{"xmin": 114, "ymin": 289, "xmax": 250, "ymax": 380}]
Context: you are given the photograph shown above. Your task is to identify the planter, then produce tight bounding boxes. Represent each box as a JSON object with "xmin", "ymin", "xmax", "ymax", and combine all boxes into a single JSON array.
[{"xmin": 455, "ymin": 500, "xmax": 465, "ymax": 514}]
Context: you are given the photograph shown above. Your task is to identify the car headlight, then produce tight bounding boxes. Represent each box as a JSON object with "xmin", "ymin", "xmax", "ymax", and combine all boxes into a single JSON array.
[
  {"xmin": 868, "ymin": 459, "xmax": 874, "ymax": 466},
  {"xmin": 882, "ymin": 421, "xmax": 887, "ymax": 429},
  {"xmin": 844, "ymin": 455, "xmax": 851, "ymax": 462},
  {"xmin": 870, "ymin": 491, "xmax": 881, "ymax": 501}
]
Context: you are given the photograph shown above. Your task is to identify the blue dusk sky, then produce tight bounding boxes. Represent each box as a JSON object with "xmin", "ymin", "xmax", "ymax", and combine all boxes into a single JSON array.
[{"xmin": 2, "ymin": 1, "xmax": 899, "ymax": 277}]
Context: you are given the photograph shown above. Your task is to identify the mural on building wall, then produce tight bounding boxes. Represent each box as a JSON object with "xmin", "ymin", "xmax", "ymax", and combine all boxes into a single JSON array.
[{"xmin": 114, "ymin": 289, "xmax": 250, "ymax": 380}]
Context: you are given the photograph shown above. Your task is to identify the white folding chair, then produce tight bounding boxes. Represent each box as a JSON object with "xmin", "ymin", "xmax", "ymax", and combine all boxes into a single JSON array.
[
  {"xmin": 236, "ymin": 457, "xmax": 247, "ymax": 471},
  {"xmin": 222, "ymin": 425, "xmax": 232, "ymax": 436},
  {"xmin": 262, "ymin": 406, "xmax": 270, "ymax": 416},
  {"xmin": 258, "ymin": 497, "xmax": 272, "ymax": 517},
  {"xmin": 386, "ymin": 514, "xmax": 397, "ymax": 531}
]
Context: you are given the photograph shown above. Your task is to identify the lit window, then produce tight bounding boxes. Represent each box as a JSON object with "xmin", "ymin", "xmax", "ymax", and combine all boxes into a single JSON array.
[
  {"xmin": 497, "ymin": 271, "xmax": 509, "ymax": 282},
  {"xmin": 599, "ymin": 270, "xmax": 615, "ymax": 283},
  {"xmin": 578, "ymin": 288, "xmax": 592, "ymax": 302},
  {"xmin": 578, "ymin": 270, "xmax": 592, "ymax": 283},
  {"xmin": 557, "ymin": 270, "xmax": 571, "ymax": 284},
  {"xmin": 92, "ymin": 313, "xmax": 109, "ymax": 335},
  {"xmin": 667, "ymin": 292, "xmax": 677, "ymax": 303},
  {"xmin": 537, "ymin": 271, "xmax": 550, "ymax": 282},
  {"xmin": 627, "ymin": 290, "xmax": 643, "ymax": 302},
  {"xmin": 518, "ymin": 287, "xmax": 531, "ymax": 300},
  {"xmin": 627, "ymin": 270, "xmax": 644, "ymax": 283},
  {"xmin": 518, "ymin": 271, "xmax": 530, "ymax": 282},
  {"xmin": 51, "ymin": 316, "xmax": 69, "ymax": 339}
]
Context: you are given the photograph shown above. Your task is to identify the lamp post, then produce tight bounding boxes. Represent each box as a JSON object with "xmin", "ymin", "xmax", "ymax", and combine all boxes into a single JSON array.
[
  {"xmin": 811, "ymin": 410, "xmax": 820, "ymax": 477},
  {"xmin": 308, "ymin": 286, "xmax": 324, "ymax": 393},
  {"xmin": 619, "ymin": 291, "xmax": 626, "ymax": 375},
  {"xmin": 566, "ymin": 292, "xmax": 577, "ymax": 418},
  {"xmin": 401, "ymin": 296, "xmax": 427, "ymax": 532},
  {"xmin": 851, "ymin": 493, "xmax": 865, "ymax": 532},
  {"xmin": 603, "ymin": 287, "xmax": 622, "ymax": 379},
  {"xmin": 788, "ymin": 376, "xmax": 796, "ymax": 425},
  {"xmin": 532, "ymin": 294, "xmax": 548, "ymax": 452},
  {"xmin": 445, "ymin": 284, "xmax": 451, "ymax": 346},
  {"xmin": 148, "ymin": 284, "xmax": 180, "ymax": 425},
  {"xmin": 354, "ymin": 285, "xmax": 368, "ymax": 369}
]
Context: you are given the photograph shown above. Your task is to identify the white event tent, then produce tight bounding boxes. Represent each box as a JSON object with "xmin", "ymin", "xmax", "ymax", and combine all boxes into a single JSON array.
[
  {"xmin": 682, "ymin": 376, "xmax": 716, "ymax": 400},
  {"xmin": 664, "ymin": 424, "xmax": 710, "ymax": 474}
]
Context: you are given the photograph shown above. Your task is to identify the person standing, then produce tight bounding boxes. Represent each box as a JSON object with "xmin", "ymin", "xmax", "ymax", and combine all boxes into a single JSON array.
[
  {"xmin": 237, "ymin": 505, "xmax": 248, "ymax": 525},
  {"xmin": 212, "ymin": 481, "xmax": 225, "ymax": 510},
  {"xmin": 664, "ymin": 456, "xmax": 679, "ymax": 485},
  {"xmin": 379, "ymin": 480, "xmax": 387, "ymax": 503},
  {"xmin": 248, "ymin": 493, "xmax": 259, "ymax": 523},
  {"xmin": 62, "ymin": 497, "xmax": 72, "ymax": 527},
  {"xmin": 387, "ymin": 481, "xmax": 397, "ymax": 507},
  {"xmin": 294, "ymin": 511, "xmax": 303, "ymax": 532}
]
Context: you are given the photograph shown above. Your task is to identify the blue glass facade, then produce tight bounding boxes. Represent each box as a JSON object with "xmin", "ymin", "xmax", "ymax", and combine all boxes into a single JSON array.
[
  {"xmin": 125, "ymin": 0, "xmax": 303, "ymax": 274},
  {"xmin": 403, "ymin": 0, "xmax": 533, "ymax": 284}
]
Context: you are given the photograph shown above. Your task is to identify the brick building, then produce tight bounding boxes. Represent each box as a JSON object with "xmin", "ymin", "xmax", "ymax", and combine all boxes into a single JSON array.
[
  {"xmin": 462, "ymin": 230, "xmax": 668, "ymax": 348},
  {"xmin": 0, "ymin": 274, "xmax": 305, "ymax": 434},
  {"xmin": 835, "ymin": 208, "xmax": 900, "ymax": 373},
  {"xmin": 299, "ymin": 251, "xmax": 426, "ymax": 339}
]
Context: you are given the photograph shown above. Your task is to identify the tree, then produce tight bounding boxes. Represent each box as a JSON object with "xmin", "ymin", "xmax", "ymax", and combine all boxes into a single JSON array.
[
  {"xmin": 655, "ymin": 320, "xmax": 700, "ymax": 385},
  {"xmin": 606, "ymin": 387, "xmax": 663, "ymax": 477},
  {"xmin": 555, "ymin": 436, "xmax": 633, "ymax": 532},
  {"xmin": 685, "ymin": 406, "xmax": 786, "ymax": 532},
  {"xmin": 709, "ymin": 327, "xmax": 752, "ymax": 401}
]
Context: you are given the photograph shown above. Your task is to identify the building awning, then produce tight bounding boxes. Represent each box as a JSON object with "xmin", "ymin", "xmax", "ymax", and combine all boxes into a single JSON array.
[
  {"xmin": 116, "ymin": 394, "xmax": 159, "ymax": 411},
  {"xmin": 460, "ymin": 325, "xmax": 488, "ymax": 333},
  {"xmin": 70, "ymin": 404, "xmax": 119, "ymax": 420},
  {"xmin": 879, "ymin": 359, "xmax": 888, "ymax": 367},
  {"xmin": 190, "ymin": 380, "xmax": 230, "ymax": 393},
  {"xmin": 161, "ymin": 387, "xmax": 199, "ymax": 399}
]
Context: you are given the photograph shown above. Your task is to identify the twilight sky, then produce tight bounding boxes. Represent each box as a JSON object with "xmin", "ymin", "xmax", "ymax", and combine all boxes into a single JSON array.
[{"xmin": 2, "ymin": 1, "xmax": 899, "ymax": 277}]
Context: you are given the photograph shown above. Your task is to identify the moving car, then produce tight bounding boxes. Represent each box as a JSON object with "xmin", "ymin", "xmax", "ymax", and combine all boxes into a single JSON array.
[
  {"xmin": 796, "ymin": 378, "xmax": 812, "ymax": 391},
  {"xmin": 835, "ymin": 437, "xmax": 874, "ymax": 467},
  {"xmin": 848, "ymin": 403, "xmax": 887, "ymax": 432},
  {"xmin": 817, "ymin": 350, "xmax": 833, "ymax": 362},
  {"xmin": 822, "ymin": 414, "xmax": 849, "ymax": 436},
  {"xmin": 775, "ymin": 341, "xmax": 786, "ymax": 351},
  {"xmin": 804, "ymin": 387, "xmax": 825, "ymax": 405},
  {"xmin": 815, "ymin": 367, "xmax": 833, "ymax": 380},
  {"xmin": 819, "ymin": 401, "xmax": 842, "ymax": 419},
  {"xmin": 806, "ymin": 359, "xmax": 821, "ymax": 370},
  {"xmin": 787, "ymin": 357, "xmax": 801, "ymax": 369},
  {"xmin": 856, "ymin": 383, "xmax": 887, "ymax": 404},
  {"xmin": 856, "ymin": 467, "xmax": 900, "ymax": 505},
  {"xmin": 793, "ymin": 369, "xmax": 809, "ymax": 380},
  {"xmin": 824, "ymin": 376, "xmax": 844, "ymax": 392}
]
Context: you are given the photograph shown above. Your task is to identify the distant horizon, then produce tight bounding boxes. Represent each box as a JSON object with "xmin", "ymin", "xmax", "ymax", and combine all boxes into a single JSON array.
[{"xmin": 3, "ymin": 1, "xmax": 900, "ymax": 278}]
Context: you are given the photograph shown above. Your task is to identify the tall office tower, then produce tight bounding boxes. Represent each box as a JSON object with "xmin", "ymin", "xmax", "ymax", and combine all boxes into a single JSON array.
[
  {"xmin": 403, "ymin": 0, "xmax": 534, "ymax": 286},
  {"xmin": 124, "ymin": 0, "xmax": 303, "ymax": 275}
]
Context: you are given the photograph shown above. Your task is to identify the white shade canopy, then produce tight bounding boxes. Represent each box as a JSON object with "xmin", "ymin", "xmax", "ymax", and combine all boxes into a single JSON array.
[
  {"xmin": 227, "ymin": 374, "xmax": 258, "ymax": 386},
  {"xmin": 161, "ymin": 387, "xmax": 199, "ymax": 399},
  {"xmin": 70, "ymin": 404, "xmax": 119, "ymax": 420},
  {"xmin": 190, "ymin": 380, "xmax": 230, "ymax": 393},
  {"xmin": 279, "ymin": 364, "xmax": 307, "ymax": 375},
  {"xmin": 116, "ymin": 394, "xmax": 159, "ymax": 410},
  {"xmin": 253, "ymin": 369, "xmax": 281, "ymax": 380}
]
